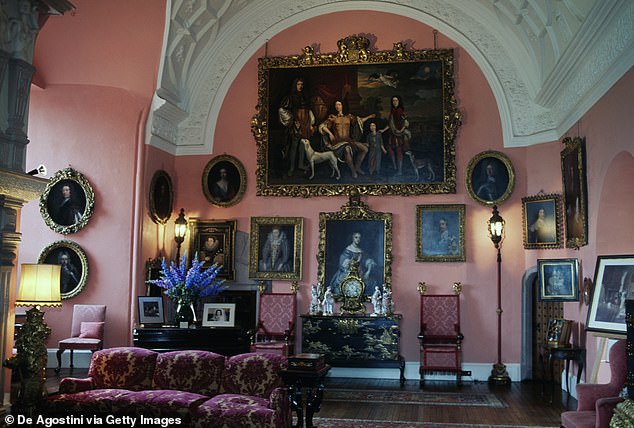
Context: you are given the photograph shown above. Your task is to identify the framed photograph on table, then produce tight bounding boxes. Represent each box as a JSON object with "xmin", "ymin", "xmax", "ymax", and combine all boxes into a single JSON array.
[
  {"xmin": 586, "ymin": 255, "xmax": 634, "ymax": 336},
  {"xmin": 416, "ymin": 204, "xmax": 465, "ymax": 262},
  {"xmin": 538, "ymin": 258, "xmax": 579, "ymax": 302},
  {"xmin": 248, "ymin": 216, "xmax": 304, "ymax": 281},
  {"xmin": 40, "ymin": 167, "xmax": 95, "ymax": 234},
  {"xmin": 521, "ymin": 193, "xmax": 563, "ymax": 249},
  {"xmin": 38, "ymin": 240, "xmax": 89, "ymax": 300},
  {"xmin": 202, "ymin": 303, "xmax": 236, "ymax": 327},
  {"xmin": 465, "ymin": 151, "xmax": 515, "ymax": 206},
  {"xmin": 188, "ymin": 219, "xmax": 236, "ymax": 280},
  {"xmin": 561, "ymin": 136, "xmax": 589, "ymax": 249},
  {"xmin": 317, "ymin": 193, "xmax": 392, "ymax": 299},
  {"xmin": 251, "ymin": 35, "xmax": 461, "ymax": 197},
  {"xmin": 138, "ymin": 296, "xmax": 164, "ymax": 325}
]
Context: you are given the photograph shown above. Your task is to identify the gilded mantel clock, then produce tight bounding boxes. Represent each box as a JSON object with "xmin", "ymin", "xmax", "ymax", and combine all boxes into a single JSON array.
[{"xmin": 340, "ymin": 258, "xmax": 366, "ymax": 314}]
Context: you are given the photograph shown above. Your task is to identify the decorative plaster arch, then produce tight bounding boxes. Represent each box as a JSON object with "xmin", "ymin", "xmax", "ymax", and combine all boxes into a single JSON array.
[{"xmin": 147, "ymin": 0, "xmax": 633, "ymax": 155}]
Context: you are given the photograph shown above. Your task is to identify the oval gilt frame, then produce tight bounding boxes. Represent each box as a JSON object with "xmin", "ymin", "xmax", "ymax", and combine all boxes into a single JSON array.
[
  {"xmin": 38, "ymin": 240, "xmax": 89, "ymax": 300},
  {"xmin": 202, "ymin": 154, "xmax": 247, "ymax": 208},
  {"xmin": 149, "ymin": 170, "xmax": 174, "ymax": 225},
  {"xmin": 465, "ymin": 150, "xmax": 515, "ymax": 206},
  {"xmin": 40, "ymin": 167, "xmax": 95, "ymax": 234}
]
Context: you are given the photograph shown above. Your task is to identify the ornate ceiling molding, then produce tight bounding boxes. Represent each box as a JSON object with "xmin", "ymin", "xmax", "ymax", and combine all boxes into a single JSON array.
[{"xmin": 146, "ymin": 0, "xmax": 633, "ymax": 155}]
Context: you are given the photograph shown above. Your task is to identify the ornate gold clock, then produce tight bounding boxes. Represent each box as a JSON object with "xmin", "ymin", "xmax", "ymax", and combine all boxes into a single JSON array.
[{"xmin": 340, "ymin": 258, "xmax": 366, "ymax": 314}]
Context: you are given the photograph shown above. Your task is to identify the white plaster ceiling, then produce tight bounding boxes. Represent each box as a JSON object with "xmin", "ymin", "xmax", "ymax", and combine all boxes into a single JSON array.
[{"xmin": 147, "ymin": 0, "xmax": 634, "ymax": 155}]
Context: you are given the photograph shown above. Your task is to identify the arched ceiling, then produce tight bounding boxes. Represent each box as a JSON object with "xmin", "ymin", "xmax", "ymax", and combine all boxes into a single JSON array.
[{"xmin": 147, "ymin": 0, "xmax": 634, "ymax": 155}]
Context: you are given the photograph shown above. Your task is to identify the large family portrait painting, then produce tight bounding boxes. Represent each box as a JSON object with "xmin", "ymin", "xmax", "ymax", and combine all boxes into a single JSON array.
[{"xmin": 254, "ymin": 36, "xmax": 461, "ymax": 197}]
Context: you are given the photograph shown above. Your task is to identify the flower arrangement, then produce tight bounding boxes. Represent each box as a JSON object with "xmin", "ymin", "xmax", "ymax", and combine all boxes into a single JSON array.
[{"xmin": 147, "ymin": 252, "xmax": 226, "ymax": 304}]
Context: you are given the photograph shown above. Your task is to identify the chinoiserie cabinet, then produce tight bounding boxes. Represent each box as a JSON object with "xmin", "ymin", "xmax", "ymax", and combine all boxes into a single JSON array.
[{"xmin": 300, "ymin": 314, "xmax": 405, "ymax": 384}]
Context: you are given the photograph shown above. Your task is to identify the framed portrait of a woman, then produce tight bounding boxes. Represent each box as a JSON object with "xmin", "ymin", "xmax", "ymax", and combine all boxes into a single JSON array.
[
  {"xmin": 38, "ymin": 240, "xmax": 89, "ymax": 299},
  {"xmin": 202, "ymin": 154, "xmax": 246, "ymax": 208},
  {"xmin": 317, "ymin": 194, "xmax": 392, "ymax": 299},
  {"xmin": 40, "ymin": 167, "xmax": 95, "ymax": 234},
  {"xmin": 248, "ymin": 216, "xmax": 304, "ymax": 281},
  {"xmin": 522, "ymin": 193, "xmax": 563, "ymax": 249},
  {"xmin": 466, "ymin": 151, "xmax": 515, "ymax": 206}
]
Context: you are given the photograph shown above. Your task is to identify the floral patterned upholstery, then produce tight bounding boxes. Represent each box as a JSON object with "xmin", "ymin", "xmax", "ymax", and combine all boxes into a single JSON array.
[
  {"xmin": 419, "ymin": 293, "xmax": 463, "ymax": 385},
  {"xmin": 45, "ymin": 347, "xmax": 290, "ymax": 427},
  {"xmin": 193, "ymin": 352, "xmax": 290, "ymax": 428}
]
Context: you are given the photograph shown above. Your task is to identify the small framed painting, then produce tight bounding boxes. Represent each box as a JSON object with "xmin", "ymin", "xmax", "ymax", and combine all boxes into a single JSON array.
[
  {"xmin": 40, "ymin": 167, "xmax": 95, "ymax": 234},
  {"xmin": 138, "ymin": 296, "xmax": 164, "ymax": 325},
  {"xmin": 538, "ymin": 258, "xmax": 579, "ymax": 302},
  {"xmin": 188, "ymin": 219, "xmax": 236, "ymax": 280},
  {"xmin": 465, "ymin": 151, "xmax": 515, "ymax": 206},
  {"xmin": 202, "ymin": 154, "xmax": 246, "ymax": 208},
  {"xmin": 521, "ymin": 193, "xmax": 563, "ymax": 249},
  {"xmin": 202, "ymin": 303, "xmax": 236, "ymax": 327},
  {"xmin": 148, "ymin": 170, "xmax": 173, "ymax": 225},
  {"xmin": 416, "ymin": 204, "xmax": 465, "ymax": 262},
  {"xmin": 248, "ymin": 216, "xmax": 304, "ymax": 281}
]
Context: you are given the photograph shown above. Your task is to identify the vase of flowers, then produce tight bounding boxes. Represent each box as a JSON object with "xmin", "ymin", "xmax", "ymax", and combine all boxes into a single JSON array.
[{"xmin": 147, "ymin": 252, "xmax": 226, "ymax": 326}]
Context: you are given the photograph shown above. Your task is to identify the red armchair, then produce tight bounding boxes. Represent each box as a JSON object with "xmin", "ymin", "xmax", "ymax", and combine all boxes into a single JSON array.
[
  {"xmin": 250, "ymin": 292, "xmax": 296, "ymax": 356},
  {"xmin": 561, "ymin": 339, "xmax": 627, "ymax": 428}
]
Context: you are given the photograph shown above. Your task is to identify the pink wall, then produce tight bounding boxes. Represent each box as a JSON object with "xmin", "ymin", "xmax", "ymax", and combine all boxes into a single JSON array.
[{"xmin": 19, "ymin": 5, "xmax": 634, "ymax": 377}]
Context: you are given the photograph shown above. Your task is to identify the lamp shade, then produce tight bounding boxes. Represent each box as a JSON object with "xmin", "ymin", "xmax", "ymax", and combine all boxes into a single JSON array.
[{"xmin": 17, "ymin": 264, "xmax": 62, "ymax": 307}]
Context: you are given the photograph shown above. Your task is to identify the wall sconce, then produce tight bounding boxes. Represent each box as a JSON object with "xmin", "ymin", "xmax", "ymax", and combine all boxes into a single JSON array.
[
  {"xmin": 174, "ymin": 208, "xmax": 187, "ymax": 260},
  {"xmin": 26, "ymin": 164, "xmax": 47, "ymax": 176},
  {"xmin": 487, "ymin": 205, "xmax": 511, "ymax": 385},
  {"xmin": 3, "ymin": 264, "xmax": 61, "ymax": 415}
]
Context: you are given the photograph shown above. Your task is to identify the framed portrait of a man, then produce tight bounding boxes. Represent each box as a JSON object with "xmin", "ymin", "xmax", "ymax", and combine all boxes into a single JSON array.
[
  {"xmin": 465, "ymin": 151, "xmax": 515, "ymax": 206},
  {"xmin": 202, "ymin": 154, "xmax": 246, "ymax": 208},
  {"xmin": 521, "ymin": 194, "xmax": 563, "ymax": 249},
  {"xmin": 251, "ymin": 35, "xmax": 461, "ymax": 197},
  {"xmin": 248, "ymin": 217, "xmax": 303, "ymax": 281},
  {"xmin": 561, "ymin": 137, "xmax": 589, "ymax": 249},
  {"xmin": 188, "ymin": 219, "xmax": 236, "ymax": 280},
  {"xmin": 317, "ymin": 194, "xmax": 392, "ymax": 299},
  {"xmin": 40, "ymin": 167, "xmax": 95, "ymax": 234},
  {"xmin": 416, "ymin": 204, "xmax": 465, "ymax": 262},
  {"xmin": 538, "ymin": 258, "xmax": 579, "ymax": 302},
  {"xmin": 38, "ymin": 240, "xmax": 89, "ymax": 299}
]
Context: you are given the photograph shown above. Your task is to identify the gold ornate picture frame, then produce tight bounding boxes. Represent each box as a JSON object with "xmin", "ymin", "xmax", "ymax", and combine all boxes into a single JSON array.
[
  {"xmin": 248, "ymin": 216, "xmax": 304, "ymax": 281},
  {"xmin": 416, "ymin": 204, "xmax": 465, "ymax": 262},
  {"xmin": 40, "ymin": 167, "xmax": 95, "ymax": 234},
  {"xmin": 561, "ymin": 136, "xmax": 588, "ymax": 249},
  {"xmin": 465, "ymin": 150, "xmax": 515, "ymax": 206},
  {"xmin": 252, "ymin": 35, "xmax": 461, "ymax": 197},
  {"xmin": 38, "ymin": 239, "xmax": 89, "ymax": 299},
  {"xmin": 148, "ymin": 170, "xmax": 174, "ymax": 225},
  {"xmin": 202, "ymin": 154, "xmax": 246, "ymax": 208},
  {"xmin": 521, "ymin": 193, "xmax": 563, "ymax": 249},
  {"xmin": 317, "ymin": 193, "xmax": 392, "ymax": 299},
  {"xmin": 188, "ymin": 219, "xmax": 236, "ymax": 280}
]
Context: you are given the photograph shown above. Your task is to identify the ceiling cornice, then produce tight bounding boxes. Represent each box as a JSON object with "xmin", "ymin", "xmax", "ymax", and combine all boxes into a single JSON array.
[{"xmin": 146, "ymin": 0, "xmax": 634, "ymax": 155}]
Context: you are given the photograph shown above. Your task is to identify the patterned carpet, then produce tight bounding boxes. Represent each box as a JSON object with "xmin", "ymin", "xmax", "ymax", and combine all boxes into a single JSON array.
[
  {"xmin": 307, "ymin": 419, "xmax": 557, "ymax": 428},
  {"xmin": 323, "ymin": 388, "xmax": 507, "ymax": 408}
]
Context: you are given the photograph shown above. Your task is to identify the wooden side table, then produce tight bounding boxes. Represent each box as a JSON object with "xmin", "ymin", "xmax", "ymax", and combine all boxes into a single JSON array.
[
  {"xmin": 540, "ymin": 344, "xmax": 586, "ymax": 402},
  {"xmin": 279, "ymin": 365, "xmax": 331, "ymax": 428}
]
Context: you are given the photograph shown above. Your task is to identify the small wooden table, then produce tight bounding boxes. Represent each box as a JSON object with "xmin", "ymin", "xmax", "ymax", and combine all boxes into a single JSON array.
[
  {"xmin": 279, "ymin": 365, "xmax": 331, "ymax": 428},
  {"xmin": 540, "ymin": 344, "xmax": 586, "ymax": 402}
]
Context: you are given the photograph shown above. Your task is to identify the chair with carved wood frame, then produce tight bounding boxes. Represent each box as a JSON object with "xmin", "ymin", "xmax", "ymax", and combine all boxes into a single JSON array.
[
  {"xmin": 55, "ymin": 304, "xmax": 106, "ymax": 374},
  {"xmin": 250, "ymin": 290, "xmax": 297, "ymax": 356},
  {"xmin": 418, "ymin": 282, "xmax": 464, "ymax": 386}
]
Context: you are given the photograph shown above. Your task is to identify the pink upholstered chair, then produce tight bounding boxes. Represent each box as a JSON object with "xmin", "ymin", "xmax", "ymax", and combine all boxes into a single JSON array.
[
  {"xmin": 418, "ymin": 293, "xmax": 463, "ymax": 385},
  {"xmin": 55, "ymin": 304, "xmax": 106, "ymax": 373},
  {"xmin": 561, "ymin": 339, "xmax": 627, "ymax": 428},
  {"xmin": 250, "ymin": 293, "xmax": 296, "ymax": 356}
]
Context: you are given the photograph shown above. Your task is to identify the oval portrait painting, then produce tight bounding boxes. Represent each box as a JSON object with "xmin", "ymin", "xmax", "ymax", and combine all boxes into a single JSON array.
[
  {"xmin": 202, "ymin": 154, "xmax": 246, "ymax": 208},
  {"xmin": 466, "ymin": 151, "xmax": 515, "ymax": 206},
  {"xmin": 38, "ymin": 240, "xmax": 89, "ymax": 299},
  {"xmin": 40, "ymin": 167, "xmax": 95, "ymax": 234}
]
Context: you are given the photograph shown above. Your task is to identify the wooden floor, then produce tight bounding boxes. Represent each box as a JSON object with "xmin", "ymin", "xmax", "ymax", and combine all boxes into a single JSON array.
[{"xmin": 40, "ymin": 370, "xmax": 574, "ymax": 426}]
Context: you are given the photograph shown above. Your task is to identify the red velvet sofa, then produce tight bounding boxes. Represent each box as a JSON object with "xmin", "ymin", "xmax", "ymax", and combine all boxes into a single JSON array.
[{"xmin": 45, "ymin": 347, "xmax": 291, "ymax": 427}]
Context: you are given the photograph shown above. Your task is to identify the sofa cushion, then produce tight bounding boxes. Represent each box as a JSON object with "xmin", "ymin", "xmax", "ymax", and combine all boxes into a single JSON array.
[
  {"xmin": 192, "ymin": 394, "xmax": 277, "ymax": 428},
  {"xmin": 222, "ymin": 353, "xmax": 287, "ymax": 398},
  {"xmin": 89, "ymin": 347, "xmax": 158, "ymax": 391},
  {"xmin": 45, "ymin": 389, "xmax": 133, "ymax": 415},
  {"xmin": 152, "ymin": 350, "xmax": 225, "ymax": 396},
  {"xmin": 116, "ymin": 389, "xmax": 209, "ymax": 420}
]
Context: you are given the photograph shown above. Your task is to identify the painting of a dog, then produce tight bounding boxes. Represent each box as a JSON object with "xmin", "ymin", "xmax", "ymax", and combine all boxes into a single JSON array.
[{"xmin": 301, "ymin": 139, "xmax": 341, "ymax": 180}]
